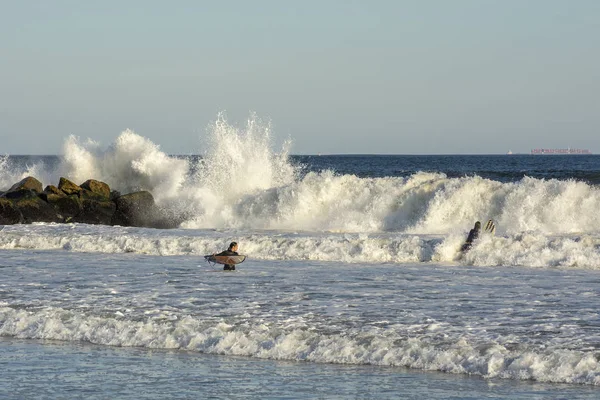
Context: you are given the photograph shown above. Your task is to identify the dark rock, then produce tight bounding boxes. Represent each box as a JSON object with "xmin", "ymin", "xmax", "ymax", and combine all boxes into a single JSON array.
[
  {"xmin": 3, "ymin": 189, "xmax": 40, "ymax": 200},
  {"xmin": 80, "ymin": 188, "xmax": 109, "ymax": 202},
  {"xmin": 109, "ymin": 190, "xmax": 121, "ymax": 201},
  {"xmin": 43, "ymin": 185, "xmax": 65, "ymax": 196},
  {"xmin": 46, "ymin": 195, "xmax": 82, "ymax": 221},
  {"xmin": 72, "ymin": 199, "xmax": 116, "ymax": 225},
  {"xmin": 40, "ymin": 185, "xmax": 67, "ymax": 202},
  {"xmin": 112, "ymin": 191, "xmax": 157, "ymax": 227},
  {"xmin": 1, "ymin": 176, "xmax": 181, "ymax": 228},
  {"xmin": 9, "ymin": 177, "xmax": 43, "ymax": 194},
  {"xmin": 13, "ymin": 196, "xmax": 62, "ymax": 223},
  {"xmin": 111, "ymin": 191, "xmax": 178, "ymax": 228},
  {"xmin": 0, "ymin": 198, "xmax": 23, "ymax": 224},
  {"xmin": 58, "ymin": 177, "xmax": 83, "ymax": 196},
  {"xmin": 80, "ymin": 179, "xmax": 110, "ymax": 199}
]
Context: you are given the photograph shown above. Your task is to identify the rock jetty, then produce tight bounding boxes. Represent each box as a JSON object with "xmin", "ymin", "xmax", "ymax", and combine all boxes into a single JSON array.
[{"xmin": 0, "ymin": 176, "xmax": 181, "ymax": 228}]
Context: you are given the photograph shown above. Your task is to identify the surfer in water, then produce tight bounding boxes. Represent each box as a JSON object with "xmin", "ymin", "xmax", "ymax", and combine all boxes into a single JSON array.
[
  {"xmin": 215, "ymin": 241, "xmax": 239, "ymax": 271},
  {"xmin": 460, "ymin": 220, "xmax": 495, "ymax": 255},
  {"xmin": 460, "ymin": 221, "xmax": 481, "ymax": 253}
]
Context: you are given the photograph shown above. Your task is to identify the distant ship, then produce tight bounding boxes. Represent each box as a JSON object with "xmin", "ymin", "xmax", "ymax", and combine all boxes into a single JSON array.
[{"xmin": 530, "ymin": 148, "xmax": 592, "ymax": 155}]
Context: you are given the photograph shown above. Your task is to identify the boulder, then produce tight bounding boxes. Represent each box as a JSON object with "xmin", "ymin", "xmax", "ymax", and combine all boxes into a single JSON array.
[
  {"xmin": 39, "ymin": 185, "xmax": 67, "ymax": 202},
  {"xmin": 2, "ymin": 189, "xmax": 40, "ymax": 200},
  {"xmin": 111, "ymin": 191, "xmax": 179, "ymax": 228},
  {"xmin": 43, "ymin": 185, "xmax": 65, "ymax": 196},
  {"xmin": 13, "ymin": 196, "xmax": 62, "ymax": 223},
  {"xmin": 0, "ymin": 198, "xmax": 23, "ymax": 224},
  {"xmin": 46, "ymin": 195, "xmax": 82, "ymax": 221},
  {"xmin": 1, "ymin": 176, "xmax": 181, "ymax": 228},
  {"xmin": 112, "ymin": 191, "xmax": 157, "ymax": 227},
  {"xmin": 58, "ymin": 177, "xmax": 83, "ymax": 196},
  {"xmin": 80, "ymin": 179, "xmax": 110, "ymax": 199},
  {"xmin": 80, "ymin": 188, "xmax": 110, "ymax": 202},
  {"xmin": 72, "ymin": 199, "xmax": 116, "ymax": 225},
  {"xmin": 8, "ymin": 177, "xmax": 43, "ymax": 194}
]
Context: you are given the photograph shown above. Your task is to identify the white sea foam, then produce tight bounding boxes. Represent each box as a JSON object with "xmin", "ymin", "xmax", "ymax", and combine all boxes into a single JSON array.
[
  {"xmin": 0, "ymin": 114, "xmax": 600, "ymax": 235},
  {"xmin": 1, "ymin": 307, "xmax": 599, "ymax": 385},
  {"xmin": 2, "ymin": 224, "xmax": 600, "ymax": 269},
  {"xmin": 59, "ymin": 131, "xmax": 189, "ymax": 202},
  {"xmin": 2, "ymin": 222, "xmax": 599, "ymax": 387},
  {"xmin": 50, "ymin": 118, "xmax": 600, "ymax": 234},
  {"xmin": 181, "ymin": 112, "xmax": 298, "ymax": 227},
  {"xmin": 0, "ymin": 155, "xmax": 54, "ymax": 190},
  {"xmin": 4, "ymin": 114, "xmax": 600, "ymax": 236}
]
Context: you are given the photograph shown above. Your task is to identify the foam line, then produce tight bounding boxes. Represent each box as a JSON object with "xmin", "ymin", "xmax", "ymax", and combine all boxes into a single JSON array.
[{"xmin": 1, "ymin": 307, "xmax": 598, "ymax": 385}]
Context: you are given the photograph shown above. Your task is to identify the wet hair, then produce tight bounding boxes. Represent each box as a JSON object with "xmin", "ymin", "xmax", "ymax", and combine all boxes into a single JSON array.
[
  {"xmin": 474, "ymin": 221, "xmax": 481, "ymax": 229},
  {"xmin": 229, "ymin": 242, "xmax": 238, "ymax": 250}
]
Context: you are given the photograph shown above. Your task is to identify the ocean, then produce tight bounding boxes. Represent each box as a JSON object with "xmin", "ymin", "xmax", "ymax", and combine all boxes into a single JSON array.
[{"xmin": 1, "ymin": 121, "xmax": 600, "ymax": 398}]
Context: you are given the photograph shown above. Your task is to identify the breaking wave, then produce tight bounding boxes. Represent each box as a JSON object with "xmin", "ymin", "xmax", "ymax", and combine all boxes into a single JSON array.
[
  {"xmin": 2, "ymin": 224, "xmax": 600, "ymax": 269},
  {"xmin": 2, "ymin": 113, "xmax": 600, "ymax": 235},
  {"xmin": 2, "ymin": 307, "xmax": 599, "ymax": 385}
]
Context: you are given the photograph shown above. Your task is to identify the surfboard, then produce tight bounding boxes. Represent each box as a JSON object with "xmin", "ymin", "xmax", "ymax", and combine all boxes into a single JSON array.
[
  {"xmin": 204, "ymin": 254, "xmax": 247, "ymax": 265},
  {"xmin": 484, "ymin": 219, "xmax": 496, "ymax": 235}
]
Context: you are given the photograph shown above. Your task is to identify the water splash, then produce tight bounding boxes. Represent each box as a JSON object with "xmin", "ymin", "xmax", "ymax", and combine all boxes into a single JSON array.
[
  {"xmin": 54, "ymin": 113, "xmax": 298, "ymax": 228},
  {"xmin": 181, "ymin": 112, "xmax": 298, "ymax": 228},
  {"xmin": 3, "ymin": 114, "xmax": 600, "ymax": 235},
  {"xmin": 0, "ymin": 154, "xmax": 54, "ymax": 190},
  {"xmin": 196, "ymin": 112, "xmax": 296, "ymax": 195},
  {"xmin": 60, "ymin": 131, "xmax": 188, "ymax": 202}
]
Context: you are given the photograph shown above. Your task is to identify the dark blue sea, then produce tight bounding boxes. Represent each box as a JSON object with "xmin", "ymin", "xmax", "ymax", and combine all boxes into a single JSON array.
[
  {"xmin": 6, "ymin": 153, "xmax": 600, "ymax": 183},
  {"xmin": 293, "ymin": 154, "xmax": 600, "ymax": 183}
]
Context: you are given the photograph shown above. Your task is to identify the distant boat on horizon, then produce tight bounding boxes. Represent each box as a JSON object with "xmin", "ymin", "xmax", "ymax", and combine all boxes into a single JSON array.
[{"xmin": 530, "ymin": 148, "xmax": 592, "ymax": 155}]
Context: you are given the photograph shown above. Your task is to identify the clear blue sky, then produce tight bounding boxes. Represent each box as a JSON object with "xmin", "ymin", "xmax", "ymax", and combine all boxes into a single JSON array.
[{"xmin": 1, "ymin": 0, "xmax": 599, "ymax": 154}]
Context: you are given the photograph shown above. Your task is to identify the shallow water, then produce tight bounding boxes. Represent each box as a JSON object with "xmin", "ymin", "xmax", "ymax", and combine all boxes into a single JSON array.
[
  {"xmin": 2, "ymin": 338, "xmax": 598, "ymax": 399},
  {"xmin": 2, "ymin": 233, "xmax": 600, "ymax": 390}
]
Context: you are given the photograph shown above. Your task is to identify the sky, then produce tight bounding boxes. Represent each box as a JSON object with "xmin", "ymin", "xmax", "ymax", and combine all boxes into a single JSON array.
[{"xmin": 1, "ymin": 0, "xmax": 599, "ymax": 155}]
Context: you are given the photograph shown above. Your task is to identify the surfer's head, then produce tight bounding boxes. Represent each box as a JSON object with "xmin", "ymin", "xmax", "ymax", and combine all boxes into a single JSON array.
[
  {"xmin": 474, "ymin": 221, "xmax": 481, "ymax": 231},
  {"xmin": 229, "ymin": 241, "xmax": 238, "ymax": 251}
]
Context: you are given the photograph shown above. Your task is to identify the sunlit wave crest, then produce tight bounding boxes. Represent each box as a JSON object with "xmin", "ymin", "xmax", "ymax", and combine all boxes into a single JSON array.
[{"xmin": 2, "ymin": 113, "xmax": 600, "ymax": 235}]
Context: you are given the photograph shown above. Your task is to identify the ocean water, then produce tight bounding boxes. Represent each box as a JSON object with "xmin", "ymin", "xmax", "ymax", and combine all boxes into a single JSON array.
[{"xmin": 1, "ymin": 117, "xmax": 600, "ymax": 398}]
